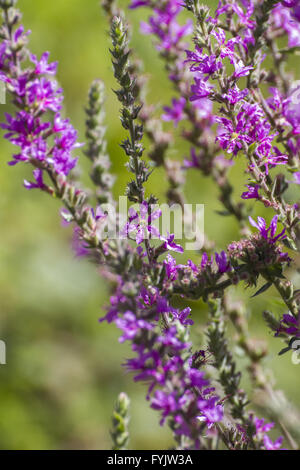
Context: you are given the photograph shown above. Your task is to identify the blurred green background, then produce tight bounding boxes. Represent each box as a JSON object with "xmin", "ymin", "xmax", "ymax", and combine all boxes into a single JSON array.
[{"xmin": 0, "ymin": 0, "xmax": 299, "ymax": 450}]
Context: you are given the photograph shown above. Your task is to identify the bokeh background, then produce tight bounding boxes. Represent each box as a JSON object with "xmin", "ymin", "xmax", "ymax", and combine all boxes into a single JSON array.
[{"xmin": 0, "ymin": 0, "xmax": 299, "ymax": 450}]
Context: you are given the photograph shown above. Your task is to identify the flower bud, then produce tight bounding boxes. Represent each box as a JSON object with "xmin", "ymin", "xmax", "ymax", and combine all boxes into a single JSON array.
[{"xmin": 117, "ymin": 392, "xmax": 130, "ymax": 415}]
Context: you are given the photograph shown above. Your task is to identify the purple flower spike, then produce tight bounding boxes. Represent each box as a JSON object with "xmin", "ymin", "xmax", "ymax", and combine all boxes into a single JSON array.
[
  {"xmin": 131, "ymin": 0, "xmax": 192, "ymax": 53},
  {"xmin": 0, "ymin": 32, "xmax": 82, "ymax": 179}
]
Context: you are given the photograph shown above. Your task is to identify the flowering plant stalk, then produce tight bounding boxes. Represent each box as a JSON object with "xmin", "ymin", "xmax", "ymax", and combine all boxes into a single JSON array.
[{"xmin": 0, "ymin": 0, "xmax": 300, "ymax": 450}]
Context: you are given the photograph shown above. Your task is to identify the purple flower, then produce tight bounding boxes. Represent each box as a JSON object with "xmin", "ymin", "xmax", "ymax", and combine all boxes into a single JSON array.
[
  {"xmin": 164, "ymin": 254, "xmax": 179, "ymax": 280},
  {"xmin": 222, "ymin": 85, "xmax": 249, "ymax": 105},
  {"xmin": 216, "ymin": 117, "xmax": 243, "ymax": 155},
  {"xmin": 26, "ymin": 78, "xmax": 63, "ymax": 113},
  {"xmin": 13, "ymin": 25, "xmax": 31, "ymax": 44},
  {"xmin": 177, "ymin": 307, "xmax": 194, "ymax": 326},
  {"xmin": 158, "ymin": 326, "xmax": 189, "ymax": 351},
  {"xmin": 198, "ymin": 396, "xmax": 223, "ymax": 426},
  {"xmin": 30, "ymin": 52, "xmax": 58, "ymax": 75},
  {"xmin": 116, "ymin": 311, "xmax": 153, "ymax": 343},
  {"xmin": 271, "ymin": 5, "xmax": 300, "ymax": 46},
  {"xmin": 249, "ymin": 215, "xmax": 286, "ymax": 244},
  {"xmin": 262, "ymin": 153, "xmax": 288, "ymax": 175},
  {"xmin": 184, "ymin": 148, "xmax": 201, "ymax": 169},
  {"xmin": 233, "ymin": 60, "xmax": 253, "ymax": 78},
  {"xmin": 162, "ymin": 97, "xmax": 186, "ymax": 126},
  {"xmin": 237, "ymin": 415, "xmax": 284, "ymax": 449},
  {"xmin": 123, "ymin": 201, "xmax": 161, "ymax": 244},
  {"xmin": 252, "ymin": 416, "xmax": 284, "ymax": 450},
  {"xmin": 190, "ymin": 78, "xmax": 214, "ymax": 101},
  {"xmin": 188, "ymin": 369, "xmax": 208, "ymax": 389},
  {"xmin": 1, "ymin": 111, "xmax": 49, "ymax": 148},
  {"xmin": 192, "ymin": 97, "xmax": 213, "ymax": 119},
  {"xmin": 216, "ymin": 101, "xmax": 272, "ymax": 156},
  {"xmin": 276, "ymin": 312, "xmax": 300, "ymax": 337},
  {"xmin": 101, "ymin": 270, "xmax": 222, "ymax": 439},
  {"xmin": 263, "ymin": 435, "xmax": 284, "ymax": 450},
  {"xmin": 282, "ymin": 0, "xmax": 299, "ymax": 6},
  {"xmin": 212, "ymin": 28, "xmax": 240, "ymax": 62},
  {"xmin": 201, "ymin": 252, "xmax": 209, "ymax": 269},
  {"xmin": 187, "ymin": 259, "xmax": 198, "ymax": 274},
  {"xmin": 280, "ymin": 82, "xmax": 300, "ymax": 134},
  {"xmin": 151, "ymin": 390, "xmax": 184, "ymax": 424},
  {"xmin": 0, "ymin": 29, "xmax": 82, "ymax": 179},
  {"xmin": 254, "ymin": 416, "xmax": 274, "ymax": 434},
  {"xmin": 215, "ymin": 250, "xmax": 231, "ymax": 274},
  {"xmin": 215, "ymin": 1, "xmax": 255, "ymax": 29},
  {"xmin": 241, "ymin": 184, "xmax": 260, "ymax": 199},
  {"xmin": 186, "ymin": 47, "xmax": 222, "ymax": 76},
  {"xmin": 72, "ymin": 226, "xmax": 90, "ymax": 258},
  {"xmin": 133, "ymin": 0, "xmax": 192, "ymax": 52},
  {"xmin": 161, "ymin": 233, "xmax": 183, "ymax": 253},
  {"xmin": 24, "ymin": 169, "xmax": 46, "ymax": 190}
]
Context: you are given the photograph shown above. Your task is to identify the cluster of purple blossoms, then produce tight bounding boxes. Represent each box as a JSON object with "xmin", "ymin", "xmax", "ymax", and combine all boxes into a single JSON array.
[
  {"xmin": 228, "ymin": 235, "xmax": 291, "ymax": 274},
  {"xmin": 130, "ymin": 0, "xmax": 193, "ymax": 53},
  {"xmin": 121, "ymin": 201, "xmax": 184, "ymax": 254},
  {"xmin": 238, "ymin": 415, "xmax": 284, "ymax": 450},
  {"xmin": 130, "ymin": 1, "xmax": 210, "ymax": 128},
  {"xmin": 216, "ymin": 102, "xmax": 288, "ymax": 174},
  {"xmin": 100, "ymin": 277, "xmax": 224, "ymax": 439},
  {"xmin": 187, "ymin": 49, "xmax": 288, "ymax": 175},
  {"xmin": 254, "ymin": 417, "xmax": 283, "ymax": 451},
  {"xmin": 0, "ymin": 23, "xmax": 81, "ymax": 188},
  {"xmin": 266, "ymin": 85, "xmax": 300, "ymax": 156},
  {"xmin": 179, "ymin": 0, "xmax": 300, "ymax": 223},
  {"xmin": 185, "ymin": 5, "xmax": 255, "ymax": 107}
]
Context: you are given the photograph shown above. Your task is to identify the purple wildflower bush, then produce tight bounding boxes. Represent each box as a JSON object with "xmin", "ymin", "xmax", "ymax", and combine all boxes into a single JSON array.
[{"xmin": 1, "ymin": 0, "xmax": 300, "ymax": 450}]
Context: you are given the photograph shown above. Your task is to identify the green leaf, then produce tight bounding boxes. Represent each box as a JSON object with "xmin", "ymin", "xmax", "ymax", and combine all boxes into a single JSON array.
[
  {"xmin": 251, "ymin": 282, "xmax": 272, "ymax": 298},
  {"xmin": 283, "ymin": 237, "xmax": 297, "ymax": 251},
  {"xmin": 215, "ymin": 210, "xmax": 231, "ymax": 217}
]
